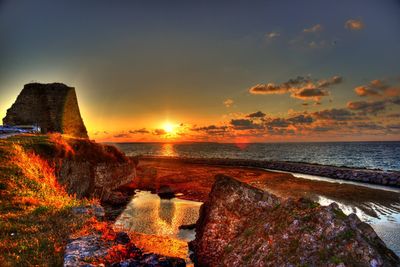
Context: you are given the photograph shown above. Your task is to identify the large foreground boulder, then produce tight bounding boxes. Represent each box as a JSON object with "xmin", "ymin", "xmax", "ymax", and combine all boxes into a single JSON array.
[
  {"xmin": 3, "ymin": 82, "xmax": 88, "ymax": 138},
  {"xmin": 190, "ymin": 174, "xmax": 400, "ymax": 267}
]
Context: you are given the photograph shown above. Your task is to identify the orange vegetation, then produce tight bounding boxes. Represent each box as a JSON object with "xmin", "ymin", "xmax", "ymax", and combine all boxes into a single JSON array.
[
  {"xmin": 72, "ymin": 216, "xmax": 115, "ymax": 241},
  {"xmin": 0, "ymin": 135, "xmax": 94, "ymax": 266},
  {"xmin": 49, "ymin": 133, "xmax": 75, "ymax": 156}
]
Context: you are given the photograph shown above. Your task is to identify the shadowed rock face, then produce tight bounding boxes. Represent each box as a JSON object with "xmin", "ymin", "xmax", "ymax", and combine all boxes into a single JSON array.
[
  {"xmin": 45, "ymin": 136, "xmax": 136, "ymax": 201},
  {"xmin": 190, "ymin": 174, "xmax": 400, "ymax": 267},
  {"xmin": 3, "ymin": 83, "xmax": 88, "ymax": 138}
]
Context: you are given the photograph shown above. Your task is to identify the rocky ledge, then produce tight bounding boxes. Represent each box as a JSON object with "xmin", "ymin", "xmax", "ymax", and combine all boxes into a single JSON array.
[
  {"xmin": 27, "ymin": 134, "xmax": 136, "ymax": 201},
  {"xmin": 140, "ymin": 156, "xmax": 400, "ymax": 188},
  {"xmin": 189, "ymin": 174, "xmax": 400, "ymax": 266}
]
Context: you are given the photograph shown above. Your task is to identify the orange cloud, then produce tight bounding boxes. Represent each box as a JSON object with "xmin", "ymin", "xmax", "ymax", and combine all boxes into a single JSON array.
[
  {"xmin": 292, "ymin": 88, "xmax": 329, "ymax": 101},
  {"xmin": 345, "ymin": 19, "xmax": 364, "ymax": 30},
  {"xmin": 354, "ymin": 79, "xmax": 400, "ymax": 98},
  {"xmin": 248, "ymin": 75, "xmax": 342, "ymax": 101},
  {"xmin": 355, "ymin": 86, "xmax": 381, "ymax": 97},
  {"xmin": 303, "ymin": 24, "xmax": 323, "ymax": 33},
  {"xmin": 223, "ymin": 98, "xmax": 234, "ymax": 107}
]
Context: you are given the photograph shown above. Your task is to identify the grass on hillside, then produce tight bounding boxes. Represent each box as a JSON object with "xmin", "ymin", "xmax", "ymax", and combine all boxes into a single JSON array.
[{"xmin": 0, "ymin": 134, "xmax": 98, "ymax": 266}]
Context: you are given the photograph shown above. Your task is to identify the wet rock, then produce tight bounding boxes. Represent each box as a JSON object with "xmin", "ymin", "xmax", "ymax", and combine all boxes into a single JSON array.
[
  {"xmin": 64, "ymin": 235, "xmax": 108, "ymax": 267},
  {"xmin": 111, "ymin": 254, "xmax": 186, "ymax": 267},
  {"xmin": 178, "ymin": 223, "xmax": 196, "ymax": 230},
  {"xmin": 190, "ymin": 174, "xmax": 400, "ymax": 266},
  {"xmin": 72, "ymin": 205, "xmax": 105, "ymax": 219},
  {"xmin": 157, "ymin": 185, "xmax": 175, "ymax": 199},
  {"xmin": 115, "ymin": 232, "xmax": 130, "ymax": 245},
  {"xmin": 104, "ymin": 191, "xmax": 130, "ymax": 206}
]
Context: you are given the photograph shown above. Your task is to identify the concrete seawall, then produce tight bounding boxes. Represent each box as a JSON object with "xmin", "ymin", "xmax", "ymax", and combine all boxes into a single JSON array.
[{"xmin": 136, "ymin": 156, "xmax": 400, "ymax": 188}]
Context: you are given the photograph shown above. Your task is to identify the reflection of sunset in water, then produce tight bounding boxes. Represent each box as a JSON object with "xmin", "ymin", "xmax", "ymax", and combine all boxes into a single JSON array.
[
  {"xmin": 114, "ymin": 191, "xmax": 201, "ymax": 241},
  {"xmin": 161, "ymin": 143, "xmax": 177, "ymax": 157}
]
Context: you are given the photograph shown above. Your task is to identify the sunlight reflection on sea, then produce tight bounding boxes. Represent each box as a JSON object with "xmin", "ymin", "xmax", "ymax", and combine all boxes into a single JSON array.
[{"xmin": 114, "ymin": 191, "xmax": 202, "ymax": 242}]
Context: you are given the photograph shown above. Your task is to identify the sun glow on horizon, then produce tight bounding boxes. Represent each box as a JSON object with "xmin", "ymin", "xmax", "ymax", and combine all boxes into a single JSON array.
[{"xmin": 162, "ymin": 122, "xmax": 176, "ymax": 134}]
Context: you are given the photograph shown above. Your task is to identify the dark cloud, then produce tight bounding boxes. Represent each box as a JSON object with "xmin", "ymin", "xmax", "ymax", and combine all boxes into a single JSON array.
[
  {"xmin": 153, "ymin": 129, "xmax": 166, "ymax": 135},
  {"xmin": 391, "ymin": 97, "xmax": 400, "ymax": 105},
  {"xmin": 248, "ymin": 83, "xmax": 289, "ymax": 95},
  {"xmin": 113, "ymin": 133, "xmax": 130, "ymax": 138},
  {"xmin": 266, "ymin": 118, "xmax": 290, "ymax": 128},
  {"xmin": 193, "ymin": 125, "xmax": 218, "ymax": 131},
  {"xmin": 318, "ymin": 76, "xmax": 342, "ymax": 87},
  {"xmin": 387, "ymin": 124, "xmax": 400, "ymax": 130},
  {"xmin": 369, "ymin": 80, "xmax": 389, "ymax": 90},
  {"xmin": 347, "ymin": 100, "xmax": 387, "ymax": 115},
  {"xmin": 313, "ymin": 125, "xmax": 335, "ymax": 132},
  {"xmin": 230, "ymin": 119, "xmax": 262, "ymax": 130},
  {"xmin": 192, "ymin": 125, "xmax": 228, "ymax": 132},
  {"xmin": 248, "ymin": 75, "xmax": 342, "ymax": 101},
  {"xmin": 387, "ymin": 113, "xmax": 400, "ymax": 118},
  {"xmin": 292, "ymin": 88, "xmax": 329, "ymax": 100},
  {"xmin": 313, "ymin": 108, "xmax": 354, "ymax": 121},
  {"xmin": 354, "ymin": 86, "xmax": 381, "ymax": 97},
  {"xmin": 352, "ymin": 122, "xmax": 384, "ymax": 130},
  {"xmin": 354, "ymin": 79, "xmax": 391, "ymax": 97},
  {"xmin": 129, "ymin": 128, "xmax": 149, "ymax": 134},
  {"xmin": 287, "ymin": 114, "xmax": 314, "ymax": 124},
  {"xmin": 385, "ymin": 87, "xmax": 400, "ymax": 98},
  {"xmin": 249, "ymin": 76, "xmax": 312, "ymax": 95},
  {"xmin": 246, "ymin": 111, "xmax": 266, "ymax": 118},
  {"xmin": 267, "ymin": 127, "xmax": 296, "ymax": 135}
]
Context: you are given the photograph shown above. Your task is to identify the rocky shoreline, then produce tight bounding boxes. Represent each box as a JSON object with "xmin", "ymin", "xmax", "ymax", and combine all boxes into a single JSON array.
[{"xmin": 137, "ymin": 156, "xmax": 400, "ymax": 188}]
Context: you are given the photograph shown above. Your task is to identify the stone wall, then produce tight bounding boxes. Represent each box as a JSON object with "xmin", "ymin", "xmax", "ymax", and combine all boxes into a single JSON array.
[{"xmin": 3, "ymin": 83, "xmax": 88, "ymax": 138}]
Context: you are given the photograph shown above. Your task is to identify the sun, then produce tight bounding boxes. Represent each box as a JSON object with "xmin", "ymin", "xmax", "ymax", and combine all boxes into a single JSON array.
[{"xmin": 163, "ymin": 122, "xmax": 175, "ymax": 134}]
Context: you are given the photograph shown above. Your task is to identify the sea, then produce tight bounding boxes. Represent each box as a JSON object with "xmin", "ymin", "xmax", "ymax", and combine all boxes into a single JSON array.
[{"xmin": 111, "ymin": 141, "xmax": 400, "ymax": 171}]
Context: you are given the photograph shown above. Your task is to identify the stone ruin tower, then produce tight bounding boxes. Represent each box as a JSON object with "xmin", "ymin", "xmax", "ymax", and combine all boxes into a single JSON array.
[{"xmin": 3, "ymin": 83, "xmax": 88, "ymax": 138}]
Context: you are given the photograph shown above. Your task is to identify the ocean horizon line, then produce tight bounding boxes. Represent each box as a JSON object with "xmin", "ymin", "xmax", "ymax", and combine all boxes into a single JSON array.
[{"xmin": 104, "ymin": 140, "xmax": 400, "ymax": 145}]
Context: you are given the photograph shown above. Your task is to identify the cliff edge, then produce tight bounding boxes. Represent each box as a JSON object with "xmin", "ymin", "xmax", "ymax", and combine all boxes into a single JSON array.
[
  {"xmin": 3, "ymin": 82, "xmax": 88, "ymax": 138},
  {"xmin": 22, "ymin": 134, "xmax": 136, "ymax": 201}
]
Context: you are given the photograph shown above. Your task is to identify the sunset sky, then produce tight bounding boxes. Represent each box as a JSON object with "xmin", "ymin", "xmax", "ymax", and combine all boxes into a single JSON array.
[{"xmin": 1, "ymin": 0, "xmax": 400, "ymax": 142}]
